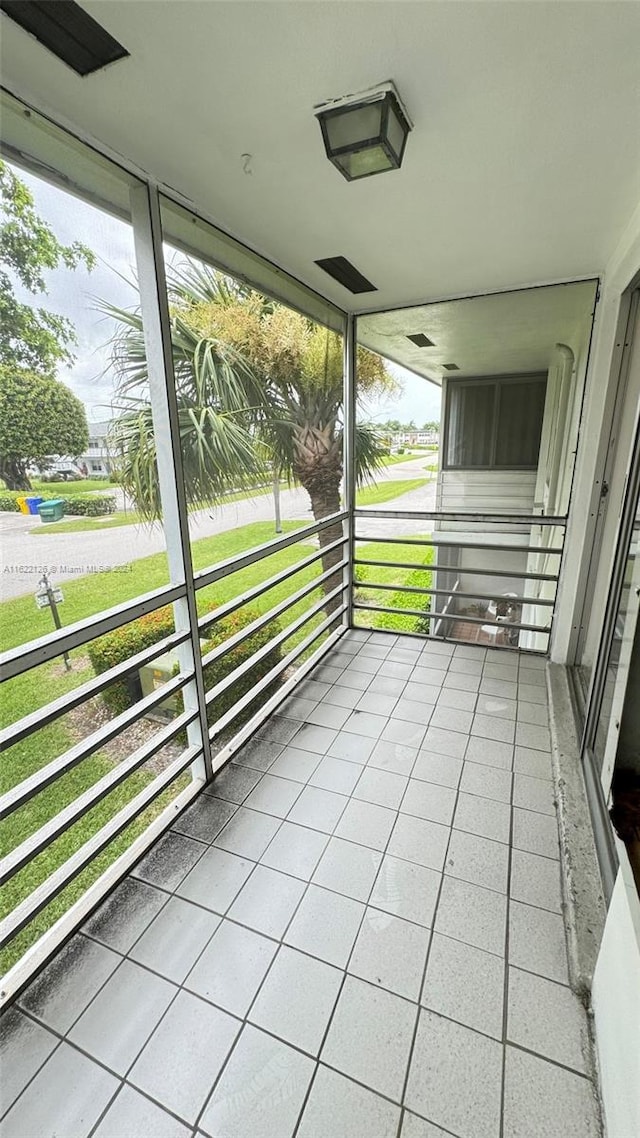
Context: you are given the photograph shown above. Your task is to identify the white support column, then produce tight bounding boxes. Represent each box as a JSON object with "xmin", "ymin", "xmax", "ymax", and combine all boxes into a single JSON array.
[
  {"xmin": 129, "ymin": 183, "xmax": 213, "ymax": 782},
  {"xmin": 343, "ymin": 314, "xmax": 357, "ymax": 628}
]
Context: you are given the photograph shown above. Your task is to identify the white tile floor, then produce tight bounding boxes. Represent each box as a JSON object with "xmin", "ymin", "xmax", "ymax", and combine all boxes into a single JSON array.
[{"xmin": 1, "ymin": 631, "xmax": 603, "ymax": 1138}]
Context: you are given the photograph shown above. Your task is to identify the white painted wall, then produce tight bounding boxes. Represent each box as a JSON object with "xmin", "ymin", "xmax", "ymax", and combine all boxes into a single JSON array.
[
  {"xmin": 552, "ymin": 201, "xmax": 640, "ymax": 664},
  {"xmin": 437, "ymin": 469, "xmax": 537, "ymax": 526},
  {"xmin": 592, "ymin": 853, "xmax": 640, "ymax": 1138}
]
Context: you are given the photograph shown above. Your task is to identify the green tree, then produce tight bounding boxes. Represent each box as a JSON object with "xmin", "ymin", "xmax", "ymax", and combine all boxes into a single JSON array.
[
  {"xmin": 104, "ymin": 261, "xmax": 393, "ymax": 606},
  {"xmin": 0, "ymin": 366, "xmax": 89, "ymax": 489},
  {"xmin": 0, "ymin": 160, "xmax": 95, "ymax": 376}
]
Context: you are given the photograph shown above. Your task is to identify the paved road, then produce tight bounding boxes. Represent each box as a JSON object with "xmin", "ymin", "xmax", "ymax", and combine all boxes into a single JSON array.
[{"xmin": 0, "ymin": 457, "xmax": 436, "ymax": 600}]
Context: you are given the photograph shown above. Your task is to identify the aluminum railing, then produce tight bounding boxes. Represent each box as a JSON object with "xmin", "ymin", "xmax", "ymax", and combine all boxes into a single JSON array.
[
  {"xmin": 0, "ymin": 504, "xmax": 566, "ymax": 995},
  {"xmin": 0, "ymin": 511, "xmax": 349, "ymax": 1000},
  {"xmin": 352, "ymin": 508, "xmax": 567, "ymax": 652}
]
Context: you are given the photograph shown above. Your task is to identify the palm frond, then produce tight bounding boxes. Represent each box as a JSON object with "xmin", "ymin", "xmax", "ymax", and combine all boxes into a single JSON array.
[{"xmin": 337, "ymin": 421, "xmax": 387, "ymax": 487}]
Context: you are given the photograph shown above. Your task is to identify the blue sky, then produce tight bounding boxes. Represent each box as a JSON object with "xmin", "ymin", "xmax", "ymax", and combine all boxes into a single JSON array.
[{"xmin": 8, "ymin": 163, "xmax": 440, "ymax": 426}]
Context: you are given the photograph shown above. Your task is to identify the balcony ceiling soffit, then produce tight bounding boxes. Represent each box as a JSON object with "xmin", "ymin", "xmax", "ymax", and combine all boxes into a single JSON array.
[{"xmin": 1, "ymin": 2, "xmax": 638, "ymax": 314}]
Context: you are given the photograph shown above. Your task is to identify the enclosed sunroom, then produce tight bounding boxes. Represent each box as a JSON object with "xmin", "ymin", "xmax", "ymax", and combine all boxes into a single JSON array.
[{"xmin": 1, "ymin": 3, "xmax": 639, "ymax": 1137}]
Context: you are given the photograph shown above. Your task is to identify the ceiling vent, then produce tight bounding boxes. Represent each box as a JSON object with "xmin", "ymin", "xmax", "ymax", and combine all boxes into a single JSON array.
[
  {"xmin": 314, "ymin": 256, "xmax": 377, "ymax": 294},
  {"xmin": 442, "ymin": 363, "xmax": 460, "ymax": 371},
  {"xmin": 407, "ymin": 334, "xmax": 435, "ymax": 348},
  {"xmin": 0, "ymin": 0, "xmax": 129, "ymax": 75}
]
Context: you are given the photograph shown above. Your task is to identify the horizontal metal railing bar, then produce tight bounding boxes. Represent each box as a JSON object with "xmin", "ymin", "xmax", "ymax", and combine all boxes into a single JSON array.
[
  {"xmin": 354, "ymin": 534, "xmax": 564, "ymax": 556},
  {"xmin": 0, "ymin": 776, "xmax": 203, "ymax": 1011},
  {"xmin": 201, "ymin": 560, "xmax": 348, "ymax": 670},
  {"xmin": 210, "ymin": 604, "xmax": 348, "ymax": 740},
  {"xmin": 0, "ymin": 709, "xmax": 198, "ymax": 887},
  {"xmin": 354, "ymin": 579, "xmax": 556, "ymax": 607},
  {"xmin": 204, "ymin": 583, "xmax": 347, "ymax": 707},
  {"xmin": 354, "ymin": 508, "xmax": 567, "ymax": 526},
  {"xmin": 0, "ymin": 671, "xmax": 192, "ymax": 822},
  {"xmin": 0, "ymin": 746, "xmax": 201, "ymax": 951},
  {"xmin": 0, "ymin": 582, "xmax": 186, "ymax": 683},
  {"xmin": 353, "ymin": 558, "xmax": 560, "ymax": 584},
  {"xmin": 194, "ymin": 511, "xmax": 347, "ymax": 590},
  {"xmin": 0, "ymin": 630, "xmax": 190, "ymax": 754},
  {"xmin": 349, "ymin": 623, "xmax": 548, "ymax": 656},
  {"xmin": 210, "ymin": 625, "xmax": 346, "ymax": 770},
  {"xmin": 353, "ymin": 602, "xmax": 551, "ymax": 634},
  {"xmin": 198, "ymin": 537, "xmax": 346, "ymax": 633}
]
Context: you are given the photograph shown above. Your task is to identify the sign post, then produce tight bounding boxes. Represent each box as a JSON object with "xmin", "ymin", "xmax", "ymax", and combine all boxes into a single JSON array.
[{"xmin": 36, "ymin": 573, "xmax": 70, "ymax": 670}]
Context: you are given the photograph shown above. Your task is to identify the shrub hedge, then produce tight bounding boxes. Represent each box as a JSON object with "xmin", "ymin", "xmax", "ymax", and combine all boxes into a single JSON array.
[
  {"xmin": 62, "ymin": 495, "xmax": 116, "ymax": 517},
  {"xmin": 88, "ymin": 605, "xmax": 176, "ymax": 714},
  {"xmin": 201, "ymin": 609, "xmax": 283, "ymax": 728},
  {"xmin": 0, "ymin": 492, "xmax": 116, "ymax": 516},
  {"xmin": 88, "ymin": 603, "xmax": 283, "ymax": 728}
]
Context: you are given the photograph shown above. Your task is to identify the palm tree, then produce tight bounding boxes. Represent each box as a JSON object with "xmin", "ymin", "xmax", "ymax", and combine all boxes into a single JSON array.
[{"xmin": 102, "ymin": 260, "xmax": 392, "ymax": 607}]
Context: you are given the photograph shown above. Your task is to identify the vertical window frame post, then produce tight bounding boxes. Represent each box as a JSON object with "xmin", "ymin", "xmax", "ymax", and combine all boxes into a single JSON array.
[
  {"xmin": 343, "ymin": 314, "xmax": 357, "ymax": 627},
  {"xmin": 129, "ymin": 183, "xmax": 214, "ymax": 782}
]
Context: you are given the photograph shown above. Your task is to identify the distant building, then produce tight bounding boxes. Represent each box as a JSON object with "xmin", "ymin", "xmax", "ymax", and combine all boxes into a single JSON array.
[
  {"xmin": 392, "ymin": 429, "xmax": 440, "ymax": 447},
  {"xmin": 78, "ymin": 420, "xmax": 113, "ymax": 476}
]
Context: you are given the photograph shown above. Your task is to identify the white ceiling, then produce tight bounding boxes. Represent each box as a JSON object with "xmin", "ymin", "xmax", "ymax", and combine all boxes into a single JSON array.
[
  {"xmin": 358, "ymin": 279, "xmax": 599, "ymax": 381},
  {"xmin": 1, "ymin": 1, "xmax": 639, "ymax": 314}
]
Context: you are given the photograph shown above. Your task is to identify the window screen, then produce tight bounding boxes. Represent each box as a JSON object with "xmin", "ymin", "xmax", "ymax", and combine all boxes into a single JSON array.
[
  {"xmin": 445, "ymin": 374, "xmax": 547, "ymax": 469},
  {"xmin": 446, "ymin": 382, "xmax": 495, "ymax": 466},
  {"xmin": 495, "ymin": 378, "xmax": 547, "ymax": 467}
]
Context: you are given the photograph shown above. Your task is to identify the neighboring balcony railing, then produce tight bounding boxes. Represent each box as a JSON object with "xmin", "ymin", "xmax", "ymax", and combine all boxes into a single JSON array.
[
  {"xmin": 352, "ymin": 509, "xmax": 567, "ymax": 654},
  {"xmin": 0, "ymin": 512, "xmax": 348, "ymax": 1001}
]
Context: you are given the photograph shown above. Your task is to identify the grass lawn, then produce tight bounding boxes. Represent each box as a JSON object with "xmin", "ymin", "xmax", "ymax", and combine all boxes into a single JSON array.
[
  {"xmin": 0, "ymin": 479, "xmax": 118, "ymax": 499},
  {"xmin": 31, "ymin": 479, "xmax": 117, "ymax": 496},
  {"xmin": 356, "ymin": 478, "xmax": 427, "ymax": 507},
  {"xmin": 26, "ymin": 476, "xmax": 427, "ymax": 535},
  {"xmin": 1, "ymin": 519, "xmax": 327, "ymax": 973},
  {"xmin": 354, "ymin": 538, "xmax": 434, "ymax": 633},
  {"xmin": 29, "ymin": 509, "xmax": 145, "ymax": 534},
  {"xmin": 27, "ymin": 482, "xmax": 292, "ymax": 533},
  {"xmin": 379, "ymin": 452, "xmax": 422, "ymax": 466}
]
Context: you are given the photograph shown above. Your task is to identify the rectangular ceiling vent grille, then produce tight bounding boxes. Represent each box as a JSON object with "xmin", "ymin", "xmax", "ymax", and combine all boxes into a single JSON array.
[
  {"xmin": 0, "ymin": 0, "xmax": 130, "ymax": 76},
  {"xmin": 407, "ymin": 334, "xmax": 435, "ymax": 347},
  {"xmin": 442, "ymin": 363, "xmax": 460, "ymax": 371},
  {"xmin": 314, "ymin": 256, "xmax": 377, "ymax": 294}
]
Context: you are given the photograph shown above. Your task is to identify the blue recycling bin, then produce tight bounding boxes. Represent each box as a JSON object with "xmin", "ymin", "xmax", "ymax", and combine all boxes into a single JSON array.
[{"xmin": 26, "ymin": 496, "xmax": 44, "ymax": 515}]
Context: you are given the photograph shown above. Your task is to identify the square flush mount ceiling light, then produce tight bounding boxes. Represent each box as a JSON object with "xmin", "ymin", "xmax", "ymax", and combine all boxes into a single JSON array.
[{"xmin": 315, "ymin": 81, "xmax": 412, "ymax": 181}]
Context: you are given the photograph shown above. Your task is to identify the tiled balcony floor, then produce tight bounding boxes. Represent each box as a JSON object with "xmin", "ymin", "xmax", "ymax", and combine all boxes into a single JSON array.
[{"xmin": 1, "ymin": 632, "xmax": 603, "ymax": 1138}]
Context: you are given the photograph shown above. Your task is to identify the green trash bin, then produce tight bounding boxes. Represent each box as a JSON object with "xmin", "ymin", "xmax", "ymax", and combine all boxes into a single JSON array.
[{"xmin": 37, "ymin": 499, "xmax": 65, "ymax": 523}]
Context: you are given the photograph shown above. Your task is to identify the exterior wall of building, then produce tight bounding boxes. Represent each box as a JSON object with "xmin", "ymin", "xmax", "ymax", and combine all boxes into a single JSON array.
[
  {"xmin": 592, "ymin": 856, "xmax": 640, "ymax": 1138},
  {"xmin": 78, "ymin": 422, "xmax": 113, "ymax": 475},
  {"xmin": 435, "ymin": 372, "xmax": 555, "ymax": 645},
  {"xmin": 436, "ymin": 468, "xmax": 537, "ymax": 525},
  {"xmin": 563, "ymin": 206, "xmax": 640, "ymax": 1138},
  {"xmin": 552, "ymin": 203, "xmax": 640, "ymax": 666}
]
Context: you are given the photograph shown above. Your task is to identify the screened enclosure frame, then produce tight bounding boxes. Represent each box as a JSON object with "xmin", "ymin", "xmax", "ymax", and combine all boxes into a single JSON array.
[
  {"xmin": 0, "ymin": 90, "xmax": 352, "ymax": 1004},
  {"xmin": 0, "ymin": 86, "xmax": 584, "ymax": 1004}
]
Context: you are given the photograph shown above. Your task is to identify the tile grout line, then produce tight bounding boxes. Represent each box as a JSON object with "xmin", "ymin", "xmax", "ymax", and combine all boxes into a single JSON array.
[
  {"xmin": 192, "ymin": 674, "xmax": 393, "ymax": 1138},
  {"xmin": 4, "ymin": 641, "xmax": 359, "ymax": 1128},
  {"xmin": 499, "ymin": 767, "xmax": 516, "ymax": 1138},
  {"xmin": 397, "ymin": 684, "xmax": 467, "ymax": 1133},
  {"xmin": 289, "ymin": 707, "xmax": 423, "ymax": 1138},
  {"xmin": 8, "ymin": 637, "xmax": 570, "ymax": 1138}
]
